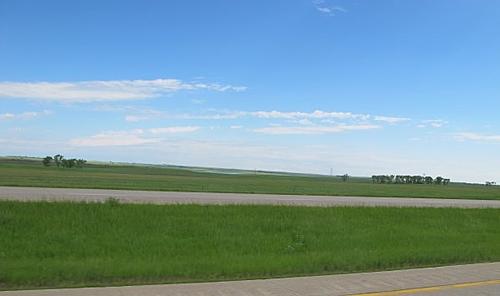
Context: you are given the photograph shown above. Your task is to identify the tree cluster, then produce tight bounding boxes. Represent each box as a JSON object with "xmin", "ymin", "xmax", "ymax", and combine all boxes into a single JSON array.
[
  {"xmin": 339, "ymin": 174, "xmax": 349, "ymax": 182},
  {"xmin": 486, "ymin": 181, "xmax": 497, "ymax": 186},
  {"xmin": 371, "ymin": 175, "xmax": 450, "ymax": 185},
  {"xmin": 42, "ymin": 154, "xmax": 86, "ymax": 168}
]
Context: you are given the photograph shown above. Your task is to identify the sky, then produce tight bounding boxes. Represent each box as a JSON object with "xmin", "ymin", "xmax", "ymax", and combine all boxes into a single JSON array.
[{"xmin": 1, "ymin": 0, "xmax": 500, "ymax": 183}]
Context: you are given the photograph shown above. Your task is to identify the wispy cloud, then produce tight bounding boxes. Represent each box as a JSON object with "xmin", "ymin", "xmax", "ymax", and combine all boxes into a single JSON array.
[
  {"xmin": 69, "ymin": 129, "xmax": 159, "ymax": 147},
  {"xmin": 118, "ymin": 108, "xmax": 411, "ymax": 129},
  {"xmin": 149, "ymin": 126, "xmax": 200, "ymax": 134},
  {"xmin": 313, "ymin": 0, "xmax": 347, "ymax": 16},
  {"xmin": 70, "ymin": 126, "xmax": 200, "ymax": 147},
  {"xmin": 253, "ymin": 124, "xmax": 380, "ymax": 135},
  {"xmin": 250, "ymin": 110, "xmax": 369, "ymax": 120},
  {"xmin": 417, "ymin": 119, "xmax": 448, "ymax": 128},
  {"xmin": 0, "ymin": 79, "xmax": 246, "ymax": 103},
  {"xmin": 374, "ymin": 116, "xmax": 410, "ymax": 124},
  {"xmin": 454, "ymin": 132, "xmax": 500, "ymax": 143},
  {"xmin": 0, "ymin": 110, "xmax": 51, "ymax": 120},
  {"xmin": 119, "ymin": 109, "xmax": 412, "ymax": 127},
  {"xmin": 125, "ymin": 115, "xmax": 150, "ymax": 122}
]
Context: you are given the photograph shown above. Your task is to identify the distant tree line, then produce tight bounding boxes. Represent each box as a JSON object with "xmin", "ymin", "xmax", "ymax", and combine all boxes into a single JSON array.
[
  {"xmin": 372, "ymin": 175, "xmax": 450, "ymax": 185},
  {"xmin": 486, "ymin": 181, "xmax": 497, "ymax": 186},
  {"xmin": 42, "ymin": 154, "xmax": 87, "ymax": 168}
]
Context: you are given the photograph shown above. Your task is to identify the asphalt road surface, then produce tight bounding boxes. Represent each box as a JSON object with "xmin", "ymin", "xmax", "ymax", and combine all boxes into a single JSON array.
[
  {"xmin": 1, "ymin": 263, "xmax": 499, "ymax": 295},
  {"xmin": 1, "ymin": 186, "xmax": 500, "ymax": 208}
]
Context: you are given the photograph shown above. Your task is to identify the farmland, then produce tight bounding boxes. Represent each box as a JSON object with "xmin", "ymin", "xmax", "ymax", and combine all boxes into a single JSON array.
[{"xmin": 0, "ymin": 157, "xmax": 499, "ymax": 200}]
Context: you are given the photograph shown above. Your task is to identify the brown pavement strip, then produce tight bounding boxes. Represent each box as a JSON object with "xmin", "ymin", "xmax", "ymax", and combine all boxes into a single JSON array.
[
  {"xmin": 355, "ymin": 280, "xmax": 500, "ymax": 295},
  {"xmin": 1, "ymin": 263, "xmax": 500, "ymax": 296},
  {"xmin": 2, "ymin": 186, "xmax": 500, "ymax": 208},
  {"xmin": 408, "ymin": 283, "xmax": 500, "ymax": 296}
]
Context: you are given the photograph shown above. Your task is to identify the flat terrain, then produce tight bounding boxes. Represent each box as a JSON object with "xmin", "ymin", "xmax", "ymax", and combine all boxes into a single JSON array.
[
  {"xmin": 3, "ymin": 186, "xmax": 500, "ymax": 208},
  {"xmin": 1, "ymin": 159, "xmax": 500, "ymax": 200},
  {"xmin": 1, "ymin": 201, "xmax": 500, "ymax": 290},
  {"xmin": 2, "ymin": 263, "xmax": 500, "ymax": 295}
]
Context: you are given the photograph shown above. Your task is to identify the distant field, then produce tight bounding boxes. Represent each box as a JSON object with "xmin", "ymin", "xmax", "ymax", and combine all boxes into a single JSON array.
[
  {"xmin": 1, "ymin": 200, "xmax": 500, "ymax": 289},
  {"xmin": 0, "ymin": 158, "xmax": 500, "ymax": 200}
]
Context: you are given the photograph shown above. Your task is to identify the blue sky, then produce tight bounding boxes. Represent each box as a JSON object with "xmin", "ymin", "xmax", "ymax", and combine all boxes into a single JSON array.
[{"xmin": 1, "ymin": 0, "xmax": 499, "ymax": 182}]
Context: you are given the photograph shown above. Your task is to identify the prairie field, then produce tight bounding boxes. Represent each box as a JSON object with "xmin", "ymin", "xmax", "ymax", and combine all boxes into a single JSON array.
[{"xmin": 0, "ymin": 158, "xmax": 499, "ymax": 200}]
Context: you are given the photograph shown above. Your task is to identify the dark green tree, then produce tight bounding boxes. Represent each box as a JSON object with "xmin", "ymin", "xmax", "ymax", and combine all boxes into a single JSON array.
[
  {"xmin": 53, "ymin": 154, "xmax": 63, "ymax": 167},
  {"xmin": 61, "ymin": 158, "xmax": 77, "ymax": 168},
  {"xmin": 76, "ymin": 159, "xmax": 87, "ymax": 168},
  {"xmin": 42, "ymin": 156, "xmax": 53, "ymax": 167}
]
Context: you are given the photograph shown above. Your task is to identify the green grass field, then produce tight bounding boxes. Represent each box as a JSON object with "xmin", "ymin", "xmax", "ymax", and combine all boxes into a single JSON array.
[
  {"xmin": 1, "ymin": 158, "xmax": 499, "ymax": 199},
  {"xmin": 1, "ymin": 200, "xmax": 500, "ymax": 290}
]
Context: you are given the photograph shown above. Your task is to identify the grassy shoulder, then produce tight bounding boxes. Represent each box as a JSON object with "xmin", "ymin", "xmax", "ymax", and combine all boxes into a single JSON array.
[
  {"xmin": 1, "ymin": 201, "xmax": 500, "ymax": 290},
  {"xmin": 1, "ymin": 160, "xmax": 500, "ymax": 200}
]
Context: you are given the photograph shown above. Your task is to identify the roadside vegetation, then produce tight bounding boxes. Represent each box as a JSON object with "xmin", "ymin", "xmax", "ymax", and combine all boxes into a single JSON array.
[
  {"xmin": 1, "ymin": 200, "xmax": 500, "ymax": 290},
  {"xmin": 1, "ymin": 158, "xmax": 499, "ymax": 200}
]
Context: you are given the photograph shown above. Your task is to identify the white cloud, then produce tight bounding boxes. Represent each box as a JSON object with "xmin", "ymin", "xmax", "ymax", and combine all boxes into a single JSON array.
[
  {"xmin": 419, "ymin": 119, "xmax": 448, "ymax": 128},
  {"xmin": 118, "ymin": 110, "xmax": 245, "ymax": 122},
  {"xmin": 0, "ymin": 113, "xmax": 15, "ymax": 120},
  {"xmin": 250, "ymin": 110, "xmax": 370, "ymax": 121},
  {"xmin": 374, "ymin": 116, "xmax": 410, "ymax": 124},
  {"xmin": 188, "ymin": 111, "xmax": 247, "ymax": 120},
  {"xmin": 149, "ymin": 126, "xmax": 200, "ymax": 134},
  {"xmin": 115, "ymin": 108, "xmax": 411, "ymax": 126},
  {"xmin": 120, "ymin": 106, "xmax": 165, "ymax": 122},
  {"xmin": 313, "ymin": 0, "xmax": 347, "ymax": 15},
  {"xmin": 230, "ymin": 125, "xmax": 243, "ymax": 129},
  {"xmin": 125, "ymin": 115, "xmax": 150, "ymax": 122},
  {"xmin": 316, "ymin": 6, "xmax": 332, "ymax": 13},
  {"xmin": 454, "ymin": 132, "xmax": 500, "ymax": 143},
  {"xmin": 124, "ymin": 110, "xmax": 247, "ymax": 121},
  {"xmin": 253, "ymin": 124, "xmax": 380, "ymax": 135},
  {"xmin": 0, "ymin": 79, "xmax": 246, "ymax": 103},
  {"xmin": 0, "ymin": 110, "xmax": 51, "ymax": 120},
  {"xmin": 70, "ymin": 126, "xmax": 200, "ymax": 147},
  {"xmin": 70, "ymin": 130, "xmax": 159, "ymax": 147},
  {"xmin": 297, "ymin": 119, "xmax": 313, "ymax": 125}
]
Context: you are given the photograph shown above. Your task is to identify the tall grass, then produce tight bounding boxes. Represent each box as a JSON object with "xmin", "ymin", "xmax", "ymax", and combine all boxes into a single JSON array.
[{"xmin": 1, "ymin": 201, "xmax": 500, "ymax": 289}]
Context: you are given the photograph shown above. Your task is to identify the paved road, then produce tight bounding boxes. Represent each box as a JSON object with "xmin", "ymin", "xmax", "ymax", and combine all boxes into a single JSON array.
[
  {"xmin": 2, "ymin": 263, "xmax": 499, "ymax": 295},
  {"xmin": 1, "ymin": 186, "xmax": 500, "ymax": 208}
]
